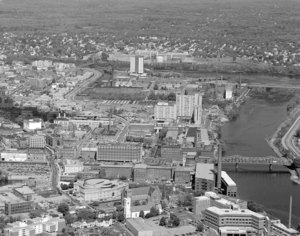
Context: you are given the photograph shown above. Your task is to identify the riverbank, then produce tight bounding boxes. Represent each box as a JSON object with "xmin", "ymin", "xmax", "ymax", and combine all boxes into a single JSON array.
[
  {"xmin": 220, "ymin": 98, "xmax": 300, "ymax": 224},
  {"xmin": 267, "ymin": 105, "xmax": 300, "ymax": 158}
]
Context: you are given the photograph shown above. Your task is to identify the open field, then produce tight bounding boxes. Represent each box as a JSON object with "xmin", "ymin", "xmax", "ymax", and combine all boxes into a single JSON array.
[{"xmin": 0, "ymin": 0, "xmax": 299, "ymax": 42}]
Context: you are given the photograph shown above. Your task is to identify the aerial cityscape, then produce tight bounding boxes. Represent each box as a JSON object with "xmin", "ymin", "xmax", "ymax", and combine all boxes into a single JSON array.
[{"xmin": 0, "ymin": 0, "xmax": 300, "ymax": 235}]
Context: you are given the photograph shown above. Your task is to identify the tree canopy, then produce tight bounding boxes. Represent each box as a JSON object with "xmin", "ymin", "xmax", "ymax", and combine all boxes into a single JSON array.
[{"xmin": 57, "ymin": 203, "xmax": 69, "ymax": 215}]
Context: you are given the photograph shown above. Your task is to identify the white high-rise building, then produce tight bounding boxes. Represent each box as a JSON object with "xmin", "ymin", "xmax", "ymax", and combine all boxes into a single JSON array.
[
  {"xmin": 138, "ymin": 56, "xmax": 144, "ymax": 74},
  {"xmin": 130, "ymin": 57, "xmax": 136, "ymax": 74},
  {"xmin": 154, "ymin": 102, "xmax": 177, "ymax": 120},
  {"xmin": 194, "ymin": 93, "xmax": 202, "ymax": 125},
  {"xmin": 130, "ymin": 56, "xmax": 144, "ymax": 74},
  {"xmin": 176, "ymin": 93, "xmax": 202, "ymax": 122}
]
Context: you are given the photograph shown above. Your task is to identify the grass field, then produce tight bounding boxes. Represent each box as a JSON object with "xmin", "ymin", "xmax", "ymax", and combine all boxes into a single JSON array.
[{"xmin": 0, "ymin": 0, "xmax": 299, "ymax": 42}]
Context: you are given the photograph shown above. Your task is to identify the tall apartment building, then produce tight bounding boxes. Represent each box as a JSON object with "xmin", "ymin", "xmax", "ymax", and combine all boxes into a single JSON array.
[
  {"xmin": 130, "ymin": 56, "xmax": 144, "ymax": 74},
  {"xmin": 154, "ymin": 102, "xmax": 177, "ymax": 120},
  {"xmin": 195, "ymin": 163, "xmax": 215, "ymax": 192},
  {"xmin": 97, "ymin": 143, "xmax": 142, "ymax": 162},
  {"xmin": 176, "ymin": 93, "xmax": 202, "ymax": 122},
  {"xmin": 29, "ymin": 135, "xmax": 46, "ymax": 148}
]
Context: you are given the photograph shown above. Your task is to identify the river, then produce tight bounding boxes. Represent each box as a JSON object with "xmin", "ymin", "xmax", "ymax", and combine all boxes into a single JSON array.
[{"xmin": 221, "ymin": 97, "xmax": 300, "ymax": 226}]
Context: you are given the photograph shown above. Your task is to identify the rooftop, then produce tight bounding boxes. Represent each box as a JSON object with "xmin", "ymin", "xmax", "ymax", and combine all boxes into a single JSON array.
[
  {"xmin": 199, "ymin": 128, "xmax": 210, "ymax": 145},
  {"xmin": 0, "ymin": 192, "xmax": 26, "ymax": 203},
  {"xmin": 14, "ymin": 186, "xmax": 35, "ymax": 195},
  {"xmin": 195, "ymin": 163, "xmax": 215, "ymax": 181},
  {"xmin": 126, "ymin": 218, "xmax": 155, "ymax": 232},
  {"xmin": 206, "ymin": 206, "xmax": 265, "ymax": 219},
  {"xmin": 221, "ymin": 171, "xmax": 236, "ymax": 187},
  {"xmin": 131, "ymin": 186, "xmax": 150, "ymax": 196},
  {"xmin": 81, "ymin": 178, "xmax": 128, "ymax": 189}
]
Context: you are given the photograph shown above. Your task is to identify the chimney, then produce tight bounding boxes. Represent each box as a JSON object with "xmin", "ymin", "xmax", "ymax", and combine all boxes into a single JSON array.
[
  {"xmin": 217, "ymin": 143, "xmax": 222, "ymax": 193},
  {"xmin": 289, "ymin": 195, "xmax": 293, "ymax": 228}
]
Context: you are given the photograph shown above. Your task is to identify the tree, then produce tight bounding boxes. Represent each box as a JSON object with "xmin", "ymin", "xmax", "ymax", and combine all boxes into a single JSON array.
[
  {"xmin": 159, "ymin": 217, "xmax": 167, "ymax": 226},
  {"xmin": 150, "ymin": 206, "xmax": 159, "ymax": 217},
  {"xmin": 29, "ymin": 209, "xmax": 42, "ymax": 218},
  {"xmin": 247, "ymin": 201, "xmax": 264, "ymax": 213},
  {"xmin": 77, "ymin": 209, "xmax": 96, "ymax": 221},
  {"xmin": 196, "ymin": 222, "xmax": 204, "ymax": 232},
  {"xmin": 133, "ymin": 200, "xmax": 140, "ymax": 206},
  {"xmin": 153, "ymin": 84, "xmax": 159, "ymax": 90},
  {"xmin": 139, "ymin": 210, "xmax": 145, "ymax": 218},
  {"xmin": 161, "ymin": 201, "xmax": 167, "ymax": 210},
  {"xmin": 170, "ymin": 213, "xmax": 180, "ymax": 227},
  {"xmin": 101, "ymin": 52, "xmax": 109, "ymax": 61},
  {"xmin": 178, "ymin": 193, "xmax": 192, "ymax": 207},
  {"xmin": 148, "ymin": 91, "xmax": 157, "ymax": 100},
  {"xmin": 112, "ymin": 211, "xmax": 117, "ymax": 219},
  {"xmin": 64, "ymin": 213, "xmax": 75, "ymax": 225},
  {"xmin": 61, "ymin": 183, "xmax": 69, "ymax": 190},
  {"xmin": 57, "ymin": 203, "xmax": 69, "ymax": 215},
  {"xmin": 117, "ymin": 212, "xmax": 125, "ymax": 222},
  {"xmin": 167, "ymin": 92, "xmax": 176, "ymax": 101}
]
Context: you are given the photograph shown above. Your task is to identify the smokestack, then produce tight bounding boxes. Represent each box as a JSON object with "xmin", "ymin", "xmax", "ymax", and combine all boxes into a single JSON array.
[
  {"xmin": 217, "ymin": 143, "xmax": 222, "ymax": 193},
  {"xmin": 289, "ymin": 195, "xmax": 293, "ymax": 228}
]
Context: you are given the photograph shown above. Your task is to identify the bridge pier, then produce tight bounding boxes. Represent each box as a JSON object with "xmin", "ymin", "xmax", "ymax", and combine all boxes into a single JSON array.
[
  {"xmin": 269, "ymin": 164, "xmax": 273, "ymax": 173},
  {"xmin": 235, "ymin": 163, "xmax": 238, "ymax": 171}
]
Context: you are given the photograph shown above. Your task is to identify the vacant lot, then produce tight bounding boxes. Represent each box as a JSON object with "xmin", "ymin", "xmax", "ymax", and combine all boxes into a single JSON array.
[{"xmin": 0, "ymin": 0, "xmax": 299, "ymax": 42}]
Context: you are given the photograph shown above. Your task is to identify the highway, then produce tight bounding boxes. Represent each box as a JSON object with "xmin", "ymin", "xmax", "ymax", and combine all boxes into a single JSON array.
[
  {"xmin": 281, "ymin": 115, "xmax": 300, "ymax": 158},
  {"xmin": 46, "ymin": 145, "xmax": 60, "ymax": 190},
  {"xmin": 45, "ymin": 68, "xmax": 102, "ymax": 190},
  {"xmin": 64, "ymin": 68, "xmax": 102, "ymax": 101}
]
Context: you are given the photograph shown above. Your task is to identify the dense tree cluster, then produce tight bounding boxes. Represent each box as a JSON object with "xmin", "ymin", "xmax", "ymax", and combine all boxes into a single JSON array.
[
  {"xmin": 247, "ymin": 201, "xmax": 264, "ymax": 213},
  {"xmin": 148, "ymin": 92, "xmax": 176, "ymax": 101}
]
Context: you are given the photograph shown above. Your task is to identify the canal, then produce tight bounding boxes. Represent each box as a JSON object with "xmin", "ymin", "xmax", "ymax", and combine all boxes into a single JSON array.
[{"xmin": 221, "ymin": 97, "xmax": 300, "ymax": 226}]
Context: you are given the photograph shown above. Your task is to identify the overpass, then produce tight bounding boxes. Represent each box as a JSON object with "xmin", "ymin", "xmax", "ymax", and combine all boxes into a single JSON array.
[{"xmin": 221, "ymin": 155, "xmax": 292, "ymax": 171}]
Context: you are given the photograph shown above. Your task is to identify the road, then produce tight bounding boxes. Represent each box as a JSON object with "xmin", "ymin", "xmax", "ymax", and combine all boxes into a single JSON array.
[
  {"xmin": 46, "ymin": 145, "xmax": 60, "ymax": 190},
  {"xmin": 65, "ymin": 68, "xmax": 102, "ymax": 101},
  {"xmin": 76, "ymin": 128, "xmax": 95, "ymax": 157},
  {"xmin": 281, "ymin": 115, "xmax": 300, "ymax": 157}
]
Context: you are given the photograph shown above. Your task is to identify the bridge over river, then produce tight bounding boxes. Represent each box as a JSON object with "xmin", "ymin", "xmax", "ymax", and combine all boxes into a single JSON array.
[{"xmin": 221, "ymin": 155, "xmax": 292, "ymax": 171}]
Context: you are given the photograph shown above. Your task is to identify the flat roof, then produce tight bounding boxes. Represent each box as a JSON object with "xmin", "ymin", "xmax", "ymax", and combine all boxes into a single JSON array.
[
  {"xmin": 200, "ymin": 128, "xmax": 210, "ymax": 145},
  {"xmin": 14, "ymin": 186, "xmax": 35, "ymax": 195},
  {"xmin": 195, "ymin": 163, "xmax": 215, "ymax": 181},
  {"xmin": 126, "ymin": 218, "xmax": 154, "ymax": 232},
  {"xmin": 0, "ymin": 192, "xmax": 25, "ymax": 203},
  {"xmin": 166, "ymin": 130, "xmax": 178, "ymax": 140},
  {"xmin": 221, "ymin": 171, "xmax": 236, "ymax": 187},
  {"xmin": 206, "ymin": 206, "xmax": 265, "ymax": 219}
]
